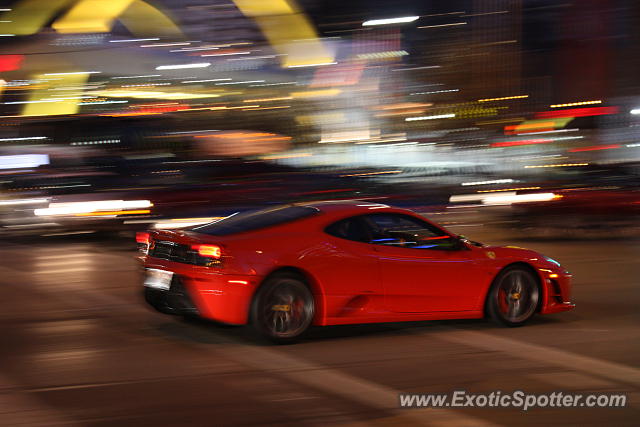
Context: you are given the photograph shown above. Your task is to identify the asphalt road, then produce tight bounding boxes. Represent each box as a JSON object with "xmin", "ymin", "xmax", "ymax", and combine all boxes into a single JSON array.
[{"xmin": 1, "ymin": 216, "xmax": 639, "ymax": 426}]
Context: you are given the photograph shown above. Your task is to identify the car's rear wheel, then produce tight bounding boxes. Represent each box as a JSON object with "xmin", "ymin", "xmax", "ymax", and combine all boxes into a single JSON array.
[
  {"xmin": 487, "ymin": 266, "xmax": 540, "ymax": 327},
  {"xmin": 251, "ymin": 272, "xmax": 314, "ymax": 343}
]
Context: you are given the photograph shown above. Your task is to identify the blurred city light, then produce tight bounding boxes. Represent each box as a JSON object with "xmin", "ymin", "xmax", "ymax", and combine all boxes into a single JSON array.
[
  {"xmin": 0, "ymin": 0, "xmax": 637, "ymax": 237},
  {"xmin": 35, "ymin": 200, "xmax": 152, "ymax": 216},
  {"xmin": 155, "ymin": 63, "xmax": 211, "ymax": 70},
  {"xmin": 362, "ymin": 16, "xmax": 419, "ymax": 26},
  {"xmin": 405, "ymin": 114, "xmax": 456, "ymax": 121}
]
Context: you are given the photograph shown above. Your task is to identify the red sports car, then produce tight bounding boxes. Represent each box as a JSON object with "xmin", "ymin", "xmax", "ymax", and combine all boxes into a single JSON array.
[{"xmin": 138, "ymin": 202, "xmax": 574, "ymax": 342}]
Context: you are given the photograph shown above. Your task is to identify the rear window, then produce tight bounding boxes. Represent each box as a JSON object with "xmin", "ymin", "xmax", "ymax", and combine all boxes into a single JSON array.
[{"xmin": 190, "ymin": 205, "xmax": 319, "ymax": 236}]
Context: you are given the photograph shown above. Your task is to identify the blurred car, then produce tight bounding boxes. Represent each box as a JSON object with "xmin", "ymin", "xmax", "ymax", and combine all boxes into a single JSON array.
[
  {"xmin": 510, "ymin": 188, "xmax": 640, "ymax": 237},
  {"xmin": 138, "ymin": 201, "xmax": 574, "ymax": 343},
  {"xmin": 2, "ymin": 160, "xmax": 454, "ymax": 237},
  {"xmin": 507, "ymin": 163, "xmax": 640, "ymax": 237}
]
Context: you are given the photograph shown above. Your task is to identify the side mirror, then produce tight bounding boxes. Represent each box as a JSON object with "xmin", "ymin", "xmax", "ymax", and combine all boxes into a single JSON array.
[
  {"xmin": 457, "ymin": 235, "xmax": 484, "ymax": 248},
  {"xmin": 451, "ymin": 235, "xmax": 470, "ymax": 251}
]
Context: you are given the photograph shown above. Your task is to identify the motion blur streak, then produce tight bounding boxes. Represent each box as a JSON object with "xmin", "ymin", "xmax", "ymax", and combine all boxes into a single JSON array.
[
  {"xmin": 34, "ymin": 200, "xmax": 152, "ymax": 216},
  {"xmin": 233, "ymin": 0, "xmax": 334, "ymax": 68},
  {"xmin": 74, "ymin": 209, "xmax": 150, "ymax": 216},
  {"xmin": 535, "ymin": 106, "xmax": 619, "ymax": 119},
  {"xmin": 22, "ymin": 72, "xmax": 89, "ymax": 116},
  {"xmin": 478, "ymin": 95, "xmax": 528, "ymax": 102},
  {"xmin": 482, "ymin": 192, "xmax": 560, "ymax": 206},
  {"xmin": 50, "ymin": 0, "xmax": 183, "ymax": 37},
  {"xmin": 362, "ymin": 16, "xmax": 419, "ymax": 26},
  {"xmin": 52, "ymin": 0, "xmax": 135, "ymax": 33},
  {"xmin": 0, "ymin": 0, "xmax": 74, "ymax": 35}
]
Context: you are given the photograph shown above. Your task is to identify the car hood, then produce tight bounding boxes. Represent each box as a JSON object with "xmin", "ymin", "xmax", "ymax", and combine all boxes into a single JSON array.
[{"xmin": 479, "ymin": 245, "xmax": 562, "ymax": 270}]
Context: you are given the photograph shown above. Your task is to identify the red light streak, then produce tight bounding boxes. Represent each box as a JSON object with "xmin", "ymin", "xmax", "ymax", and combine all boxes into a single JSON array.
[
  {"xmin": 491, "ymin": 139, "xmax": 552, "ymax": 148},
  {"xmin": 534, "ymin": 106, "xmax": 618, "ymax": 119},
  {"xmin": 568, "ymin": 144, "xmax": 621, "ymax": 152},
  {"xmin": 0, "ymin": 55, "xmax": 24, "ymax": 72}
]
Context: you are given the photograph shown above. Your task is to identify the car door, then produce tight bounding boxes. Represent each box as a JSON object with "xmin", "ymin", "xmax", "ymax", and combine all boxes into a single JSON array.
[
  {"xmin": 318, "ymin": 216, "xmax": 385, "ymax": 318},
  {"xmin": 363, "ymin": 213, "xmax": 485, "ymax": 313}
]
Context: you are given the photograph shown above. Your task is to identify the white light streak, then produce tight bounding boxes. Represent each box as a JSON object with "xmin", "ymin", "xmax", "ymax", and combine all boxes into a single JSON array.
[
  {"xmin": 181, "ymin": 78, "xmax": 231, "ymax": 83},
  {"xmin": 78, "ymin": 100, "xmax": 129, "ymax": 105},
  {"xmin": 418, "ymin": 22, "xmax": 467, "ymax": 29},
  {"xmin": 201, "ymin": 51, "xmax": 251, "ymax": 57},
  {"xmin": 461, "ymin": 179, "xmax": 516, "ymax": 186},
  {"xmin": 405, "ymin": 113, "xmax": 455, "ymax": 121},
  {"xmin": 250, "ymin": 82, "xmax": 297, "ymax": 87},
  {"xmin": 170, "ymin": 46, "xmax": 219, "ymax": 52},
  {"xmin": 392, "ymin": 65, "xmax": 441, "ymax": 71},
  {"xmin": 0, "ymin": 198, "xmax": 49, "ymax": 206},
  {"xmin": 43, "ymin": 71, "xmax": 101, "ymax": 76},
  {"xmin": 153, "ymin": 219, "xmax": 219, "ymax": 229},
  {"xmin": 141, "ymin": 42, "xmax": 191, "ymax": 48},
  {"xmin": 111, "ymin": 75, "xmax": 162, "ymax": 79},
  {"xmin": 109, "ymin": 38, "xmax": 159, "ymax": 43},
  {"xmin": 287, "ymin": 62, "xmax": 337, "ymax": 68},
  {"xmin": 363, "ymin": 16, "xmax": 419, "ymax": 26},
  {"xmin": 155, "ymin": 63, "xmax": 210, "ymax": 70},
  {"xmin": 0, "ymin": 136, "xmax": 48, "ymax": 142},
  {"xmin": 482, "ymin": 192, "xmax": 559, "ymax": 206},
  {"xmin": 411, "ymin": 89, "xmax": 459, "ymax": 95},
  {"xmin": 0, "ymin": 154, "xmax": 50, "ymax": 169},
  {"xmin": 215, "ymin": 80, "xmax": 265, "ymax": 85},
  {"xmin": 35, "ymin": 200, "xmax": 152, "ymax": 216},
  {"xmin": 4, "ymin": 100, "xmax": 60, "ymax": 104},
  {"xmin": 549, "ymin": 136, "xmax": 584, "ymax": 141}
]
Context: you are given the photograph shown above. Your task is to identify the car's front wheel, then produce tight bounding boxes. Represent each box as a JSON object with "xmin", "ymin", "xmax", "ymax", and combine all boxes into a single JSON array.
[
  {"xmin": 251, "ymin": 272, "xmax": 315, "ymax": 343},
  {"xmin": 487, "ymin": 266, "xmax": 540, "ymax": 327}
]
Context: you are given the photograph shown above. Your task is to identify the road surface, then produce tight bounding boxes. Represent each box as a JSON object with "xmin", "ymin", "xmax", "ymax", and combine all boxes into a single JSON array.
[{"xmin": 1, "ymin": 215, "xmax": 638, "ymax": 426}]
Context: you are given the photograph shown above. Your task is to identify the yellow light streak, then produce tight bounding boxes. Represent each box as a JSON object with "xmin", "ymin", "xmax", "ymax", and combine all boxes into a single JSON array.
[
  {"xmin": 53, "ymin": 0, "xmax": 134, "ymax": 33},
  {"xmin": 478, "ymin": 95, "xmax": 528, "ymax": 102},
  {"xmin": 22, "ymin": 72, "xmax": 89, "ymax": 116},
  {"xmin": 233, "ymin": 0, "xmax": 333, "ymax": 68},
  {"xmin": 291, "ymin": 88, "xmax": 342, "ymax": 98},
  {"xmin": 550, "ymin": 100, "xmax": 602, "ymax": 108},
  {"xmin": 0, "ymin": 0, "xmax": 74, "ymax": 35},
  {"xmin": 242, "ymin": 97, "xmax": 292, "ymax": 102}
]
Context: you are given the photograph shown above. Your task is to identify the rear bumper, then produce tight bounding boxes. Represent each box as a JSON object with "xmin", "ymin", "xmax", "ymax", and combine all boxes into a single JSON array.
[
  {"xmin": 144, "ymin": 277, "xmax": 199, "ymax": 316},
  {"xmin": 141, "ymin": 258, "xmax": 260, "ymax": 325}
]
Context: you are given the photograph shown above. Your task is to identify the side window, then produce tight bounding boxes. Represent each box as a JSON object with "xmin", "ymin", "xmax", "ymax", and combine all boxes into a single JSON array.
[
  {"xmin": 364, "ymin": 213, "xmax": 458, "ymax": 250},
  {"xmin": 325, "ymin": 216, "xmax": 372, "ymax": 243}
]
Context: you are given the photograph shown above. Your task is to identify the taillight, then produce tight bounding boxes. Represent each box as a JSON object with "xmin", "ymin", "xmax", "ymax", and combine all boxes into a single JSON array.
[
  {"xmin": 136, "ymin": 231, "xmax": 150, "ymax": 254},
  {"xmin": 136, "ymin": 231, "xmax": 149, "ymax": 244},
  {"xmin": 192, "ymin": 244, "xmax": 222, "ymax": 259}
]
